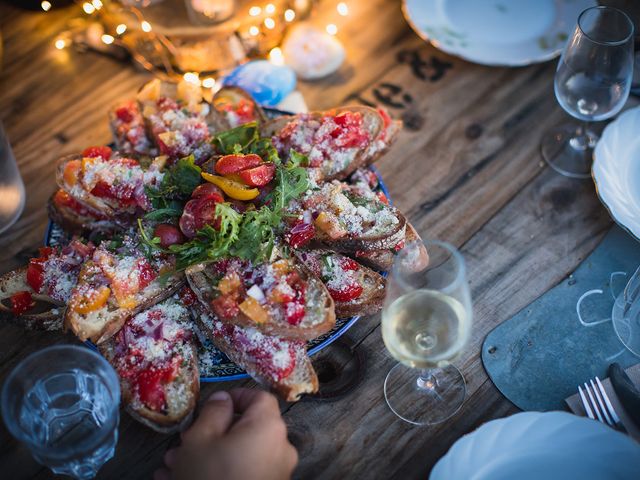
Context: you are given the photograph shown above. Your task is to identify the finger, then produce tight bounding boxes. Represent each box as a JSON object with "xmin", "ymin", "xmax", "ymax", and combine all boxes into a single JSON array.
[
  {"xmin": 181, "ymin": 390, "xmax": 234, "ymax": 446},
  {"xmin": 163, "ymin": 448, "xmax": 177, "ymax": 469},
  {"xmin": 229, "ymin": 388, "xmax": 280, "ymax": 419},
  {"xmin": 286, "ymin": 443, "xmax": 299, "ymax": 471},
  {"xmin": 153, "ymin": 468, "xmax": 171, "ymax": 480}
]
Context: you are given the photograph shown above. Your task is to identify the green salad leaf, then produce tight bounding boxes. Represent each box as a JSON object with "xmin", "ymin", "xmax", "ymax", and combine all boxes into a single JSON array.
[{"xmin": 146, "ymin": 155, "xmax": 202, "ymax": 209}]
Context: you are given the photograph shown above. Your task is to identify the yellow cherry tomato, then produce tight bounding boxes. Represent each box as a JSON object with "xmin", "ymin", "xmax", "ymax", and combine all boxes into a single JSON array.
[
  {"xmin": 63, "ymin": 159, "xmax": 83, "ymax": 186},
  {"xmin": 201, "ymin": 172, "xmax": 259, "ymax": 201},
  {"xmin": 71, "ymin": 286, "xmax": 111, "ymax": 314},
  {"xmin": 239, "ymin": 297, "xmax": 269, "ymax": 324}
]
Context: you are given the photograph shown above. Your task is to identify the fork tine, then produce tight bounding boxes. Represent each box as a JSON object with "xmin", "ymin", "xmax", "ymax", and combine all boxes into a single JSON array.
[
  {"xmin": 590, "ymin": 379, "xmax": 614, "ymax": 425},
  {"xmin": 595, "ymin": 377, "xmax": 621, "ymax": 424},
  {"xmin": 584, "ymin": 382, "xmax": 604, "ymax": 423},
  {"xmin": 578, "ymin": 385, "xmax": 595, "ymax": 420}
]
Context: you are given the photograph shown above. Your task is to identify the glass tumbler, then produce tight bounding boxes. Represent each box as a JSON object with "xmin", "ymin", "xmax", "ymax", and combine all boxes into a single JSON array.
[{"xmin": 1, "ymin": 345, "xmax": 120, "ymax": 479}]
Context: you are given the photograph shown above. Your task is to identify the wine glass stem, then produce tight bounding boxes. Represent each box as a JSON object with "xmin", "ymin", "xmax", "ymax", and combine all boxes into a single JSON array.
[
  {"xmin": 569, "ymin": 121, "xmax": 596, "ymax": 151},
  {"xmin": 417, "ymin": 370, "xmax": 438, "ymax": 390}
]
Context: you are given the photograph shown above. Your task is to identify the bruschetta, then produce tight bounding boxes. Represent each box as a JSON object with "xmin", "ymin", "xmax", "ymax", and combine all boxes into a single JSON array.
[
  {"xmin": 209, "ymin": 86, "xmax": 267, "ymax": 130},
  {"xmin": 109, "ymin": 99, "xmax": 157, "ymax": 156},
  {"xmin": 100, "ymin": 297, "xmax": 199, "ymax": 433},
  {"xmin": 186, "ymin": 256, "xmax": 335, "ymax": 341},
  {"xmin": 65, "ymin": 238, "xmax": 184, "ymax": 344}
]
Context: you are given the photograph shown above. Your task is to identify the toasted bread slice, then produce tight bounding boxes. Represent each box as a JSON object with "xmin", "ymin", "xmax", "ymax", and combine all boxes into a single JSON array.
[
  {"xmin": 192, "ymin": 303, "xmax": 318, "ymax": 401},
  {"xmin": 48, "ymin": 190, "xmax": 124, "ymax": 236},
  {"xmin": 108, "ymin": 99, "xmax": 157, "ymax": 156},
  {"xmin": 353, "ymin": 222, "xmax": 429, "ymax": 273},
  {"xmin": 0, "ymin": 267, "xmax": 64, "ymax": 330},
  {"xmin": 99, "ymin": 298, "xmax": 199, "ymax": 433},
  {"xmin": 363, "ymin": 108, "xmax": 402, "ymax": 167},
  {"xmin": 186, "ymin": 257, "xmax": 335, "ymax": 341},
  {"xmin": 290, "ymin": 180, "xmax": 406, "ymax": 253},
  {"xmin": 261, "ymin": 106, "xmax": 385, "ymax": 181},
  {"xmin": 209, "ymin": 86, "xmax": 267, "ymax": 130},
  {"xmin": 65, "ymin": 245, "xmax": 184, "ymax": 344},
  {"xmin": 295, "ymin": 249, "xmax": 386, "ymax": 318}
]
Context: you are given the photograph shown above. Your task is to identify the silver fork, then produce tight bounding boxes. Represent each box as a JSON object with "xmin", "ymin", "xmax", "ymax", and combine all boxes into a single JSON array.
[{"xmin": 578, "ymin": 377, "xmax": 628, "ymax": 433}]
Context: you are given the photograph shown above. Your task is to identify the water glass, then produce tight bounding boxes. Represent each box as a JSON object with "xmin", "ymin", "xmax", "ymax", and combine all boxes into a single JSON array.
[
  {"xmin": 1, "ymin": 345, "xmax": 120, "ymax": 479},
  {"xmin": 382, "ymin": 239, "xmax": 472, "ymax": 425},
  {"xmin": 612, "ymin": 266, "xmax": 640, "ymax": 357},
  {"xmin": 541, "ymin": 6, "xmax": 634, "ymax": 178},
  {"xmin": 0, "ymin": 121, "xmax": 26, "ymax": 234}
]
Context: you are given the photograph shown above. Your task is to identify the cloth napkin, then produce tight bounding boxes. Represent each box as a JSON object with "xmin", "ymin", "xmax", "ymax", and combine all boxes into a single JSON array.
[{"xmin": 565, "ymin": 363, "xmax": 640, "ymax": 442}]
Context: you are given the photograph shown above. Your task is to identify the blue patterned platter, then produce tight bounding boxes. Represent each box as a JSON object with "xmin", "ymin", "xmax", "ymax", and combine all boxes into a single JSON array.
[{"xmin": 45, "ymin": 108, "xmax": 392, "ymax": 381}]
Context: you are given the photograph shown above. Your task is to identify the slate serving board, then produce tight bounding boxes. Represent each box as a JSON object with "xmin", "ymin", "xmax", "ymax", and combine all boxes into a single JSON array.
[{"xmin": 482, "ymin": 225, "xmax": 640, "ymax": 411}]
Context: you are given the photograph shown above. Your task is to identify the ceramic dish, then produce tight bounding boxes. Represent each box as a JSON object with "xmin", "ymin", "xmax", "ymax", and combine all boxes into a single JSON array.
[
  {"xmin": 593, "ymin": 106, "xmax": 640, "ymax": 242},
  {"xmin": 402, "ymin": 0, "xmax": 596, "ymax": 67}
]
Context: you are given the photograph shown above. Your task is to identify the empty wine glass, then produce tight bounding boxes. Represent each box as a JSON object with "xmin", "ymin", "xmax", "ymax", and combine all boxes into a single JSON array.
[
  {"xmin": 382, "ymin": 239, "xmax": 472, "ymax": 425},
  {"xmin": 541, "ymin": 6, "xmax": 634, "ymax": 179}
]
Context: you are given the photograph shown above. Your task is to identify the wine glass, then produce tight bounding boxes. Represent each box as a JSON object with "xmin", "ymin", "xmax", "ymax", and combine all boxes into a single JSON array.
[
  {"xmin": 382, "ymin": 239, "xmax": 472, "ymax": 425},
  {"xmin": 612, "ymin": 265, "xmax": 640, "ymax": 357},
  {"xmin": 541, "ymin": 6, "xmax": 634, "ymax": 179}
]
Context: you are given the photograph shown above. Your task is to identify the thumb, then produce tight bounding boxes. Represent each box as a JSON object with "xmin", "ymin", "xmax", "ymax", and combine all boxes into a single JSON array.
[{"xmin": 181, "ymin": 391, "xmax": 234, "ymax": 446}]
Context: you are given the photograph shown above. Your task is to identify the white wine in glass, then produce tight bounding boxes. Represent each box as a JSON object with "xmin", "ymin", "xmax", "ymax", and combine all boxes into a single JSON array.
[{"xmin": 382, "ymin": 239, "xmax": 472, "ymax": 426}]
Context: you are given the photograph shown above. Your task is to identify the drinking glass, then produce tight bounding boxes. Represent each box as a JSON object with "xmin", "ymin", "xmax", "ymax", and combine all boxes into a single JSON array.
[
  {"xmin": 541, "ymin": 6, "xmax": 634, "ymax": 179},
  {"xmin": 612, "ymin": 266, "xmax": 640, "ymax": 357},
  {"xmin": 382, "ymin": 239, "xmax": 472, "ymax": 425},
  {"xmin": 1, "ymin": 345, "xmax": 120, "ymax": 479}
]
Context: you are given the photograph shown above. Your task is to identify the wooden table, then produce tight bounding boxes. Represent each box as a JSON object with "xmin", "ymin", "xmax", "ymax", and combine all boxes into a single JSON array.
[{"xmin": 0, "ymin": 0, "xmax": 625, "ymax": 478}]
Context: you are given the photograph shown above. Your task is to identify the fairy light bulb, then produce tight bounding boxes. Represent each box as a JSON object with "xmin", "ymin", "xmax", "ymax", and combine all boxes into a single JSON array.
[
  {"xmin": 249, "ymin": 6, "xmax": 261, "ymax": 16},
  {"xmin": 202, "ymin": 77, "xmax": 216, "ymax": 89},
  {"xmin": 265, "ymin": 3, "xmax": 276, "ymax": 14},
  {"xmin": 264, "ymin": 17, "xmax": 275, "ymax": 29},
  {"xmin": 116, "ymin": 24, "xmax": 127, "ymax": 35},
  {"xmin": 326, "ymin": 24, "xmax": 338, "ymax": 35},
  {"xmin": 284, "ymin": 9, "xmax": 295, "ymax": 22},
  {"xmin": 249, "ymin": 26, "xmax": 260, "ymax": 36},
  {"xmin": 101, "ymin": 34, "xmax": 115, "ymax": 45},
  {"xmin": 41, "ymin": 1, "xmax": 51, "ymax": 11},
  {"xmin": 183, "ymin": 72, "xmax": 201, "ymax": 85},
  {"xmin": 82, "ymin": 2, "xmax": 95, "ymax": 14},
  {"xmin": 269, "ymin": 47, "xmax": 284, "ymax": 66},
  {"xmin": 141, "ymin": 21, "xmax": 152, "ymax": 32},
  {"xmin": 92, "ymin": 0, "xmax": 103, "ymax": 10},
  {"xmin": 337, "ymin": 2, "xmax": 348, "ymax": 16},
  {"xmin": 55, "ymin": 38, "xmax": 66, "ymax": 49}
]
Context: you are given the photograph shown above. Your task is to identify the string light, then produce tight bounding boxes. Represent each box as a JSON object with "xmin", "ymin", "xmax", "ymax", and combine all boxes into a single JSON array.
[
  {"xmin": 268, "ymin": 47, "xmax": 284, "ymax": 66},
  {"xmin": 265, "ymin": 3, "xmax": 276, "ymax": 14},
  {"xmin": 82, "ymin": 2, "xmax": 95, "ymax": 14},
  {"xmin": 41, "ymin": 1, "xmax": 51, "ymax": 12},
  {"xmin": 202, "ymin": 77, "xmax": 216, "ymax": 89},
  {"xmin": 284, "ymin": 9, "xmax": 295, "ymax": 22},
  {"xmin": 101, "ymin": 34, "xmax": 115, "ymax": 45},
  {"xmin": 337, "ymin": 2, "xmax": 348, "ymax": 16},
  {"xmin": 249, "ymin": 6, "xmax": 261, "ymax": 16},
  {"xmin": 264, "ymin": 17, "xmax": 275, "ymax": 29},
  {"xmin": 183, "ymin": 72, "xmax": 200, "ymax": 86},
  {"xmin": 326, "ymin": 24, "xmax": 338, "ymax": 35},
  {"xmin": 141, "ymin": 21, "xmax": 152, "ymax": 32},
  {"xmin": 55, "ymin": 38, "xmax": 66, "ymax": 49},
  {"xmin": 116, "ymin": 24, "xmax": 127, "ymax": 35},
  {"xmin": 92, "ymin": 0, "xmax": 103, "ymax": 10},
  {"xmin": 249, "ymin": 26, "xmax": 260, "ymax": 36}
]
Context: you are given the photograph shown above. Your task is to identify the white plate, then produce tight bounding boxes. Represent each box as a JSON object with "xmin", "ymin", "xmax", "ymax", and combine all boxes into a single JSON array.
[
  {"xmin": 593, "ymin": 106, "xmax": 640, "ymax": 241},
  {"xmin": 402, "ymin": 0, "xmax": 596, "ymax": 67},
  {"xmin": 431, "ymin": 411, "xmax": 640, "ymax": 480}
]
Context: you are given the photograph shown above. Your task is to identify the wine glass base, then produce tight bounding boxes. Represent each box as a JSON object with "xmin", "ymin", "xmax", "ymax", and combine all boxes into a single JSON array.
[
  {"xmin": 541, "ymin": 123, "xmax": 598, "ymax": 179},
  {"xmin": 384, "ymin": 363, "xmax": 466, "ymax": 426}
]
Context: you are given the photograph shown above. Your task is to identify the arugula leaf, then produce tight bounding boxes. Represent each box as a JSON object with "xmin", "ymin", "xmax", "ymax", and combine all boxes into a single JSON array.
[
  {"xmin": 143, "ymin": 206, "xmax": 183, "ymax": 222},
  {"xmin": 147, "ymin": 155, "xmax": 202, "ymax": 209},
  {"xmin": 212, "ymin": 123, "xmax": 259, "ymax": 154}
]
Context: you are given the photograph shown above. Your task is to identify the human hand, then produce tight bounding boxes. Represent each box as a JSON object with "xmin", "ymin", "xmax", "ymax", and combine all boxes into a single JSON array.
[{"xmin": 154, "ymin": 388, "xmax": 298, "ymax": 480}]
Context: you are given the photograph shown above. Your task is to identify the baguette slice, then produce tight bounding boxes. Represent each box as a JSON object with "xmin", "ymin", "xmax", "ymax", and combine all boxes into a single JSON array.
[
  {"xmin": 353, "ymin": 222, "xmax": 429, "ymax": 273},
  {"xmin": 295, "ymin": 249, "xmax": 386, "ymax": 318},
  {"xmin": 261, "ymin": 106, "xmax": 385, "ymax": 181},
  {"xmin": 186, "ymin": 256, "xmax": 335, "ymax": 341},
  {"xmin": 209, "ymin": 86, "xmax": 267, "ymax": 130},
  {"xmin": 99, "ymin": 297, "xmax": 199, "ymax": 433},
  {"xmin": 65, "ymin": 244, "xmax": 184, "ymax": 344},
  {"xmin": 108, "ymin": 99, "xmax": 157, "ymax": 156},
  {"xmin": 363, "ymin": 107, "xmax": 402, "ymax": 167},
  {"xmin": 0, "ymin": 267, "xmax": 64, "ymax": 330},
  {"xmin": 289, "ymin": 180, "xmax": 407, "ymax": 253},
  {"xmin": 48, "ymin": 190, "xmax": 125, "ymax": 236},
  {"xmin": 192, "ymin": 302, "xmax": 318, "ymax": 401}
]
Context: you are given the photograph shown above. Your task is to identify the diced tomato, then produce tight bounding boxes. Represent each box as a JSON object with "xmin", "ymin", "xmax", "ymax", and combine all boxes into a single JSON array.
[
  {"xmin": 10, "ymin": 291, "xmax": 34, "ymax": 316},
  {"xmin": 153, "ymin": 224, "xmax": 185, "ymax": 248},
  {"xmin": 286, "ymin": 222, "xmax": 315, "ymax": 248},
  {"xmin": 285, "ymin": 300, "xmax": 305, "ymax": 326},
  {"xmin": 340, "ymin": 257, "xmax": 360, "ymax": 271},
  {"xmin": 252, "ymin": 343, "xmax": 296, "ymax": 381},
  {"xmin": 115, "ymin": 106, "xmax": 134, "ymax": 123},
  {"xmin": 192, "ymin": 183, "xmax": 225, "ymax": 203},
  {"xmin": 37, "ymin": 247, "xmax": 55, "ymax": 259},
  {"xmin": 90, "ymin": 181, "xmax": 137, "ymax": 206},
  {"xmin": 211, "ymin": 294, "xmax": 239, "ymax": 320},
  {"xmin": 137, "ymin": 260, "xmax": 157, "ymax": 291},
  {"xmin": 157, "ymin": 97, "xmax": 179, "ymax": 112},
  {"xmin": 136, "ymin": 367, "xmax": 167, "ymax": 412},
  {"xmin": 26, "ymin": 263, "xmax": 44, "ymax": 293},
  {"xmin": 215, "ymin": 154, "xmax": 263, "ymax": 175},
  {"xmin": 238, "ymin": 163, "xmax": 276, "ymax": 187},
  {"xmin": 329, "ymin": 112, "xmax": 369, "ymax": 148},
  {"xmin": 234, "ymin": 99, "xmax": 256, "ymax": 125},
  {"xmin": 178, "ymin": 286, "xmax": 198, "ymax": 307},
  {"xmin": 69, "ymin": 240, "xmax": 95, "ymax": 259},
  {"xmin": 377, "ymin": 191, "xmax": 389, "ymax": 205},
  {"xmin": 394, "ymin": 240, "xmax": 405, "ymax": 252},
  {"xmin": 81, "ymin": 146, "xmax": 112, "ymax": 159},
  {"xmin": 328, "ymin": 283, "xmax": 363, "ymax": 302}
]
